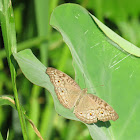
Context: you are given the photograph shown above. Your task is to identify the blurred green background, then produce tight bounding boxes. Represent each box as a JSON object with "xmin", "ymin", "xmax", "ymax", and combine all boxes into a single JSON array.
[{"xmin": 0, "ymin": 0, "xmax": 140, "ymax": 140}]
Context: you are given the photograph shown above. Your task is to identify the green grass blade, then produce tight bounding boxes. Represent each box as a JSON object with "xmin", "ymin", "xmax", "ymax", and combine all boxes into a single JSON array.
[
  {"xmin": 27, "ymin": 85, "xmax": 41, "ymax": 140},
  {"xmin": 34, "ymin": 1, "xmax": 51, "ymax": 139},
  {"xmin": 0, "ymin": 95, "xmax": 16, "ymax": 109},
  {"xmin": 0, "ymin": 0, "xmax": 28, "ymax": 139}
]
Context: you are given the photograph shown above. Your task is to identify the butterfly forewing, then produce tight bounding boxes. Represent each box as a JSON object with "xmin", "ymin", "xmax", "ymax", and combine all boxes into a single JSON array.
[
  {"xmin": 74, "ymin": 93, "xmax": 119, "ymax": 124},
  {"xmin": 46, "ymin": 67, "xmax": 82, "ymax": 109}
]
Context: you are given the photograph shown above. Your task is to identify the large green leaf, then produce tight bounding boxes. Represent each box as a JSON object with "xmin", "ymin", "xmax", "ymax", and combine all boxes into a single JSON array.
[{"xmin": 14, "ymin": 4, "xmax": 140, "ymax": 140}]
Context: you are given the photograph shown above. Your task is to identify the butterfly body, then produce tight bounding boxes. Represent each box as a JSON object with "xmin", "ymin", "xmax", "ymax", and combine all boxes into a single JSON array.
[{"xmin": 46, "ymin": 67, "xmax": 119, "ymax": 124}]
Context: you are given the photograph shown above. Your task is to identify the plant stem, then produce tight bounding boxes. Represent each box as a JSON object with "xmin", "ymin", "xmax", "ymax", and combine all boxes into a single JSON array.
[{"xmin": 0, "ymin": 0, "xmax": 28, "ymax": 139}]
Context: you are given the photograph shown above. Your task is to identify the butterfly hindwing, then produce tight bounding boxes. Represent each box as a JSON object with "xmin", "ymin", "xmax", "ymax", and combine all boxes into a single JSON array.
[{"xmin": 74, "ymin": 94, "xmax": 119, "ymax": 124}]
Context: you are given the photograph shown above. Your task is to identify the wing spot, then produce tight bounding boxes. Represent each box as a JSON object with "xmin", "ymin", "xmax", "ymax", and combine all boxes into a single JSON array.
[
  {"xmin": 100, "ymin": 111, "xmax": 103, "ymax": 114},
  {"xmin": 80, "ymin": 112, "xmax": 82, "ymax": 114},
  {"xmin": 57, "ymin": 80, "xmax": 60, "ymax": 83}
]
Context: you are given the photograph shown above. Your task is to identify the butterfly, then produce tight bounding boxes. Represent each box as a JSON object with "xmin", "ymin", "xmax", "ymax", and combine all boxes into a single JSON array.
[{"xmin": 46, "ymin": 67, "xmax": 119, "ymax": 124}]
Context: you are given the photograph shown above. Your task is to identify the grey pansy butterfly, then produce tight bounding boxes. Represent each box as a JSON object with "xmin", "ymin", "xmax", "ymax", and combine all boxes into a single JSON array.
[{"xmin": 46, "ymin": 67, "xmax": 119, "ymax": 124}]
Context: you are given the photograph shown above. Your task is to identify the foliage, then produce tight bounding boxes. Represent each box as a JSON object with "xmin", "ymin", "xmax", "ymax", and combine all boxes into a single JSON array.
[{"xmin": 0, "ymin": 0, "xmax": 140, "ymax": 140}]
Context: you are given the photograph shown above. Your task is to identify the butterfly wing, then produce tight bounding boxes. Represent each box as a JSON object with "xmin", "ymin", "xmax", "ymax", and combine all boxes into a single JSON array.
[
  {"xmin": 46, "ymin": 67, "xmax": 82, "ymax": 109},
  {"xmin": 74, "ymin": 93, "xmax": 119, "ymax": 124}
]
